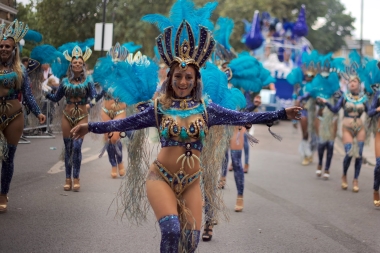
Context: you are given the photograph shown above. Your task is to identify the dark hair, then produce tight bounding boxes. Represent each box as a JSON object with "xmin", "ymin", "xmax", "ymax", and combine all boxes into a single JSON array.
[{"xmin": 21, "ymin": 57, "xmax": 29, "ymax": 64}]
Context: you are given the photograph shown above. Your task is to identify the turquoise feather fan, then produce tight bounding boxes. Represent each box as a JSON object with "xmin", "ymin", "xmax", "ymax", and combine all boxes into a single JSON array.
[
  {"xmin": 214, "ymin": 17, "xmax": 234, "ymax": 50},
  {"xmin": 201, "ymin": 62, "xmax": 246, "ymax": 110},
  {"xmin": 94, "ymin": 53, "xmax": 159, "ymax": 106}
]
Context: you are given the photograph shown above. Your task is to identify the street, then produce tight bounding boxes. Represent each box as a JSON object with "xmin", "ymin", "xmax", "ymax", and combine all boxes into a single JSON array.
[{"xmin": 0, "ymin": 121, "xmax": 379, "ymax": 253}]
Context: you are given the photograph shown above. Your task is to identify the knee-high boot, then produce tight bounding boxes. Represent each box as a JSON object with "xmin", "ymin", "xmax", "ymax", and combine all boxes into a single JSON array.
[
  {"xmin": 72, "ymin": 139, "xmax": 83, "ymax": 191},
  {"xmin": 374, "ymin": 157, "xmax": 380, "ymax": 191},
  {"xmin": 159, "ymin": 215, "xmax": 180, "ymax": 253},
  {"xmin": 325, "ymin": 141, "xmax": 334, "ymax": 171},
  {"xmin": 1, "ymin": 144, "xmax": 17, "ymax": 195},
  {"xmin": 107, "ymin": 143, "xmax": 117, "ymax": 167},
  {"xmin": 183, "ymin": 229, "xmax": 200, "ymax": 253},
  {"xmin": 63, "ymin": 138, "xmax": 73, "ymax": 179},
  {"xmin": 343, "ymin": 143, "xmax": 353, "ymax": 176},
  {"xmin": 354, "ymin": 142, "xmax": 364, "ymax": 179},
  {"xmin": 115, "ymin": 140, "xmax": 123, "ymax": 164}
]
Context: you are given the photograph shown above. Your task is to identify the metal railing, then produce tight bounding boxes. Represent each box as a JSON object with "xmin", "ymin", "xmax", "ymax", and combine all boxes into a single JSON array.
[{"xmin": 18, "ymin": 98, "xmax": 56, "ymax": 144}]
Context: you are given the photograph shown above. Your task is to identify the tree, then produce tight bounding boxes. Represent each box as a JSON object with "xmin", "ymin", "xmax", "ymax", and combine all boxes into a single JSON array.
[{"xmin": 16, "ymin": 0, "xmax": 355, "ymax": 62}]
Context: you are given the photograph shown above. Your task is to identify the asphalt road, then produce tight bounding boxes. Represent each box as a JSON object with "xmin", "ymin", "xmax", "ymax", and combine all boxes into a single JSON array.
[{"xmin": 1, "ymin": 121, "xmax": 380, "ymax": 253}]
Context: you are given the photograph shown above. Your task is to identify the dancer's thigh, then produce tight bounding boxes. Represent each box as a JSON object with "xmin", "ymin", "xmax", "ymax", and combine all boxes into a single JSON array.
[
  {"xmin": 182, "ymin": 178, "xmax": 202, "ymax": 230},
  {"xmin": 342, "ymin": 128, "xmax": 353, "ymax": 144},
  {"xmin": 146, "ymin": 168, "xmax": 178, "ymax": 219},
  {"xmin": 4, "ymin": 114, "xmax": 23, "ymax": 145}
]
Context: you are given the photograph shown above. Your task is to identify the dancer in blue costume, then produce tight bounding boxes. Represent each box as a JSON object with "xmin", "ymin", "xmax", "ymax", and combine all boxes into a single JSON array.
[
  {"xmin": 363, "ymin": 57, "xmax": 380, "ymax": 206},
  {"xmin": 318, "ymin": 51, "xmax": 369, "ymax": 192},
  {"xmin": 0, "ymin": 20, "xmax": 46, "ymax": 213},
  {"xmin": 45, "ymin": 41, "xmax": 98, "ymax": 192},
  {"xmin": 93, "ymin": 42, "xmax": 143, "ymax": 179},
  {"xmin": 309, "ymin": 53, "xmax": 344, "ymax": 179},
  {"xmin": 71, "ymin": 1, "xmax": 301, "ymax": 252},
  {"xmin": 287, "ymin": 50, "xmax": 319, "ymax": 166}
]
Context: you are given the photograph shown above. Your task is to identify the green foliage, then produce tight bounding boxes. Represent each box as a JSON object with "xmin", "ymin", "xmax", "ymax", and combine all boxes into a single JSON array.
[{"xmin": 16, "ymin": 0, "xmax": 355, "ymax": 65}]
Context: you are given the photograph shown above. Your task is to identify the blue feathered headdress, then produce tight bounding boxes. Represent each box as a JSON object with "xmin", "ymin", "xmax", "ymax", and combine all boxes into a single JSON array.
[
  {"xmin": 286, "ymin": 67, "xmax": 303, "ymax": 86},
  {"xmin": 141, "ymin": 0, "xmax": 218, "ymax": 45},
  {"xmin": 362, "ymin": 60, "xmax": 380, "ymax": 94},
  {"xmin": 201, "ymin": 62, "xmax": 246, "ymax": 110},
  {"xmin": 52, "ymin": 38, "xmax": 95, "ymax": 78},
  {"xmin": 305, "ymin": 72, "xmax": 340, "ymax": 99}
]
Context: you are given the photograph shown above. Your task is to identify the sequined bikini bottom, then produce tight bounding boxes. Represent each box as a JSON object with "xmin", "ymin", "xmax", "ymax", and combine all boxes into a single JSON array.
[
  {"xmin": 343, "ymin": 123, "xmax": 362, "ymax": 137},
  {"xmin": 63, "ymin": 110, "xmax": 88, "ymax": 128},
  {"xmin": 148, "ymin": 160, "xmax": 202, "ymax": 197},
  {"xmin": 0, "ymin": 109, "xmax": 22, "ymax": 131},
  {"xmin": 102, "ymin": 107, "xmax": 125, "ymax": 120}
]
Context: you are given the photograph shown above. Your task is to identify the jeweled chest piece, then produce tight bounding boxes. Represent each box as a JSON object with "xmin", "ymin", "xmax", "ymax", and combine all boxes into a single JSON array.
[{"xmin": 180, "ymin": 100, "xmax": 188, "ymax": 110}]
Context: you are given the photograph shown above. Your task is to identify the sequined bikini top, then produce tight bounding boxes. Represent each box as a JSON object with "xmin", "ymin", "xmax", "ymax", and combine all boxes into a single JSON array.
[
  {"xmin": 63, "ymin": 76, "xmax": 93, "ymax": 103},
  {"xmin": 344, "ymin": 92, "xmax": 366, "ymax": 118},
  {"xmin": 155, "ymin": 98, "xmax": 208, "ymax": 152},
  {"xmin": 0, "ymin": 69, "xmax": 17, "ymax": 90}
]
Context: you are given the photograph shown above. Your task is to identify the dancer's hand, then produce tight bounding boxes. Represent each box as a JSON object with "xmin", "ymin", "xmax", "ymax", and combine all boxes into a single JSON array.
[
  {"xmin": 285, "ymin": 106, "xmax": 302, "ymax": 120},
  {"xmin": 38, "ymin": 114, "xmax": 46, "ymax": 124},
  {"xmin": 317, "ymin": 97, "xmax": 326, "ymax": 104},
  {"xmin": 376, "ymin": 106, "xmax": 380, "ymax": 112},
  {"xmin": 71, "ymin": 123, "xmax": 89, "ymax": 140}
]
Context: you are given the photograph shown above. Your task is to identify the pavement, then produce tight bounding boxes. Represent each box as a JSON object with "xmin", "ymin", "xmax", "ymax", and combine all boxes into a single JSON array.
[{"xmin": 0, "ymin": 121, "xmax": 380, "ymax": 253}]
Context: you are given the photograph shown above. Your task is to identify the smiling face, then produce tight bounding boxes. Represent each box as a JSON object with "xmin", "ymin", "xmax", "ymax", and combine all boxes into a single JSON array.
[
  {"xmin": 171, "ymin": 65, "xmax": 196, "ymax": 98},
  {"xmin": 71, "ymin": 57, "xmax": 84, "ymax": 74},
  {"xmin": 0, "ymin": 38, "xmax": 15, "ymax": 63},
  {"xmin": 349, "ymin": 77, "xmax": 360, "ymax": 93}
]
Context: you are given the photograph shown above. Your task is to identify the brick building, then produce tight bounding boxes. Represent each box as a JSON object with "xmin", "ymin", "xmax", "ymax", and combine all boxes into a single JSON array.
[{"xmin": 0, "ymin": 0, "xmax": 16, "ymax": 24}]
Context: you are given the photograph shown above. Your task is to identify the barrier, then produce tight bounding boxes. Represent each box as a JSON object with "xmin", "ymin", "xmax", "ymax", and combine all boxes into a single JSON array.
[{"xmin": 18, "ymin": 98, "xmax": 56, "ymax": 144}]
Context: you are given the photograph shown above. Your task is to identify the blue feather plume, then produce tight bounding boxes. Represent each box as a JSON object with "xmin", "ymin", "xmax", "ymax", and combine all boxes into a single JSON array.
[
  {"xmin": 94, "ymin": 53, "xmax": 159, "ymax": 105},
  {"xmin": 214, "ymin": 17, "xmax": 234, "ymax": 50},
  {"xmin": 30, "ymin": 45, "xmax": 61, "ymax": 65},
  {"xmin": 122, "ymin": 42, "xmax": 142, "ymax": 53},
  {"xmin": 286, "ymin": 67, "xmax": 303, "ymax": 86},
  {"xmin": 142, "ymin": 0, "xmax": 218, "ymax": 45},
  {"xmin": 228, "ymin": 55, "xmax": 267, "ymax": 92},
  {"xmin": 24, "ymin": 29, "xmax": 42, "ymax": 43},
  {"xmin": 201, "ymin": 62, "xmax": 245, "ymax": 110}
]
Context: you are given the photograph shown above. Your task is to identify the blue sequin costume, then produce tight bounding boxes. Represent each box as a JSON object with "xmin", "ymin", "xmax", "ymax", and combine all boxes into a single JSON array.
[
  {"xmin": 325, "ymin": 92, "xmax": 368, "ymax": 180},
  {"xmin": 368, "ymin": 90, "xmax": 380, "ymax": 191},
  {"xmin": 0, "ymin": 70, "xmax": 42, "ymax": 195},
  {"xmin": 90, "ymin": 98, "xmax": 286, "ymax": 190},
  {"xmin": 89, "ymin": 98, "xmax": 286, "ymax": 252},
  {"xmin": 46, "ymin": 76, "xmax": 97, "ymax": 180}
]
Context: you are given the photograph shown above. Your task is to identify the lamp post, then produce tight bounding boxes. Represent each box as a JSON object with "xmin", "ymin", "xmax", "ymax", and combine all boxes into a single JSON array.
[
  {"xmin": 101, "ymin": 0, "xmax": 107, "ymax": 56},
  {"xmin": 359, "ymin": 0, "xmax": 364, "ymax": 59}
]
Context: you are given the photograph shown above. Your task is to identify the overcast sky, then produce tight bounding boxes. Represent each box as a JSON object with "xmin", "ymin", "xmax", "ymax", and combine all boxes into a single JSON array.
[{"xmin": 16, "ymin": 0, "xmax": 378, "ymax": 43}]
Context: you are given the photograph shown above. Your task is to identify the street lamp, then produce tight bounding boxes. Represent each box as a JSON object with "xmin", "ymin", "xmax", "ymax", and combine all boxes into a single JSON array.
[
  {"xmin": 359, "ymin": 0, "xmax": 363, "ymax": 59},
  {"xmin": 101, "ymin": 0, "xmax": 107, "ymax": 56}
]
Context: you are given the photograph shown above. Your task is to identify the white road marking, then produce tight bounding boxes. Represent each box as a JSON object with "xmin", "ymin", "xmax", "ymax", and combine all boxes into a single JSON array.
[{"xmin": 47, "ymin": 148, "xmax": 102, "ymax": 174}]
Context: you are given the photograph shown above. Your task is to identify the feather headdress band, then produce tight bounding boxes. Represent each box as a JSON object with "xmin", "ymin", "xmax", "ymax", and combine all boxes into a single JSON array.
[
  {"xmin": 156, "ymin": 20, "xmax": 215, "ymax": 71},
  {"xmin": 63, "ymin": 45, "xmax": 92, "ymax": 62},
  {"xmin": 107, "ymin": 42, "xmax": 129, "ymax": 62},
  {"xmin": 0, "ymin": 19, "xmax": 28, "ymax": 43}
]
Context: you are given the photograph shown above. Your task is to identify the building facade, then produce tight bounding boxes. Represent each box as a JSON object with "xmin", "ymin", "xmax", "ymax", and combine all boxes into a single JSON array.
[
  {"xmin": 0, "ymin": 0, "xmax": 16, "ymax": 24},
  {"xmin": 335, "ymin": 36, "xmax": 374, "ymax": 58}
]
